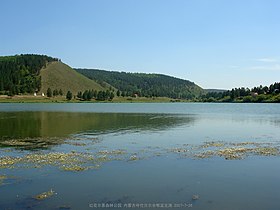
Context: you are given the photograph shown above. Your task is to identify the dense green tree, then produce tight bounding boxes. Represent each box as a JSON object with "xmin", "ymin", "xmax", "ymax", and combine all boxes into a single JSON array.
[
  {"xmin": 88, "ymin": 90, "xmax": 94, "ymax": 99},
  {"xmin": 77, "ymin": 89, "xmax": 114, "ymax": 101},
  {"xmin": 66, "ymin": 91, "xmax": 72, "ymax": 100},
  {"xmin": 47, "ymin": 88, "xmax": 52, "ymax": 97},
  {"xmin": 105, "ymin": 90, "xmax": 110, "ymax": 99},
  {"xmin": 96, "ymin": 90, "xmax": 105, "ymax": 101},
  {"xmin": 116, "ymin": 90, "xmax": 120, "ymax": 97},
  {"xmin": 78, "ymin": 89, "xmax": 96, "ymax": 101},
  {"xmin": 109, "ymin": 92, "xmax": 114, "ymax": 100},
  {"xmin": 77, "ymin": 91, "xmax": 82, "ymax": 99},
  {"xmin": 53, "ymin": 89, "xmax": 59, "ymax": 96},
  {"xmin": 82, "ymin": 90, "xmax": 89, "ymax": 100},
  {"xmin": 59, "ymin": 89, "xmax": 63, "ymax": 96},
  {"xmin": 93, "ymin": 90, "xmax": 97, "ymax": 98}
]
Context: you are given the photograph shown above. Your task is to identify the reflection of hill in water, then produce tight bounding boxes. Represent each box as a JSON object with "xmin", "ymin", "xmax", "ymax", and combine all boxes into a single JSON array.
[{"xmin": 0, "ymin": 112, "xmax": 195, "ymax": 139}]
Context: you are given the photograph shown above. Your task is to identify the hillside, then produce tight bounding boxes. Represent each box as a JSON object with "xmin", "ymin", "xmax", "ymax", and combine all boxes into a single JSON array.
[
  {"xmin": 0, "ymin": 54, "xmax": 58, "ymax": 95},
  {"xmin": 40, "ymin": 62, "xmax": 105, "ymax": 95},
  {"xmin": 75, "ymin": 69, "xmax": 204, "ymax": 99}
]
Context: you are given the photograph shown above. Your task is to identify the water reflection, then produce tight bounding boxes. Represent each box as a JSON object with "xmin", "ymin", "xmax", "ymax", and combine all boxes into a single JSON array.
[{"xmin": 0, "ymin": 112, "xmax": 195, "ymax": 148}]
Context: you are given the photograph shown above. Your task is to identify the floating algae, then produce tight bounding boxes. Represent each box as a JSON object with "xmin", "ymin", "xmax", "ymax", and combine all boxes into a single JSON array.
[
  {"xmin": 0, "ymin": 147, "xmax": 129, "ymax": 171},
  {"xmin": 129, "ymin": 155, "xmax": 138, "ymax": 161},
  {"xmin": 217, "ymin": 147, "xmax": 253, "ymax": 160},
  {"xmin": 194, "ymin": 151, "xmax": 216, "ymax": 159},
  {"xmin": 0, "ymin": 152, "xmax": 97, "ymax": 171},
  {"xmin": 170, "ymin": 148, "xmax": 189, "ymax": 153},
  {"xmin": 60, "ymin": 165, "xmax": 88, "ymax": 172},
  {"xmin": 66, "ymin": 142, "xmax": 87, "ymax": 146},
  {"xmin": 98, "ymin": 149, "xmax": 127, "ymax": 155},
  {"xmin": 170, "ymin": 141, "xmax": 280, "ymax": 160},
  {"xmin": 255, "ymin": 147, "xmax": 279, "ymax": 156},
  {"xmin": 231, "ymin": 142, "xmax": 260, "ymax": 146},
  {"xmin": 217, "ymin": 146, "xmax": 279, "ymax": 160},
  {"xmin": 34, "ymin": 189, "xmax": 55, "ymax": 200},
  {"xmin": 0, "ymin": 156, "xmax": 21, "ymax": 169},
  {"xmin": 200, "ymin": 141, "xmax": 225, "ymax": 148},
  {"xmin": 0, "ymin": 137, "xmax": 66, "ymax": 149},
  {"xmin": 1, "ymin": 140, "xmax": 279, "ymax": 174},
  {"xmin": 1, "ymin": 140, "xmax": 33, "ymax": 147}
]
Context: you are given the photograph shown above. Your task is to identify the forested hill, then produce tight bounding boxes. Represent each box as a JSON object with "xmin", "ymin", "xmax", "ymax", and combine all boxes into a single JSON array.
[
  {"xmin": 75, "ymin": 69, "xmax": 204, "ymax": 99},
  {"xmin": 0, "ymin": 54, "xmax": 59, "ymax": 95}
]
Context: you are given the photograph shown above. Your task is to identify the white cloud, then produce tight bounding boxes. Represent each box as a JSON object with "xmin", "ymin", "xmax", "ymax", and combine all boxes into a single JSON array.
[
  {"xmin": 229, "ymin": 65, "xmax": 239, "ymax": 69},
  {"xmin": 248, "ymin": 64, "xmax": 280, "ymax": 71},
  {"xmin": 257, "ymin": 57, "xmax": 277, "ymax": 63}
]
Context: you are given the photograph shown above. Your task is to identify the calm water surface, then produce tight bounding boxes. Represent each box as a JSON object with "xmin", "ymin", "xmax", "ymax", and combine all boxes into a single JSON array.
[{"xmin": 0, "ymin": 103, "xmax": 280, "ymax": 210}]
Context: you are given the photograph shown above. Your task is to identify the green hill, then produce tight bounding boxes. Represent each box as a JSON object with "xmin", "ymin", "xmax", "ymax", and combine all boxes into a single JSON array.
[
  {"xmin": 0, "ymin": 54, "xmax": 204, "ymax": 99},
  {"xmin": 75, "ymin": 69, "xmax": 204, "ymax": 99},
  {"xmin": 40, "ymin": 61, "xmax": 105, "ymax": 95},
  {"xmin": 0, "ymin": 54, "xmax": 106, "ymax": 96},
  {"xmin": 0, "ymin": 54, "xmax": 58, "ymax": 95}
]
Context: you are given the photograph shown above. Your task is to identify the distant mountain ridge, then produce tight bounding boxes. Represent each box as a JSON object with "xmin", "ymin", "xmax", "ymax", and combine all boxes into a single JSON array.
[
  {"xmin": 75, "ymin": 68, "xmax": 205, "ymax": 99},
  {"xmin": 205, "ymin": 89, "xmax": 228, "ymax": 93}
]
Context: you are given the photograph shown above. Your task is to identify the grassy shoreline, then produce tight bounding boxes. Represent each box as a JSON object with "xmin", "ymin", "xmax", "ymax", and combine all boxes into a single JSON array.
[
  {"xmin": 1, "ymin": 95, "xmax": 279, "ymax": 103},
  {"xmin": 0, "ymin": 95, "xmax": 185, "ymax": 103}
]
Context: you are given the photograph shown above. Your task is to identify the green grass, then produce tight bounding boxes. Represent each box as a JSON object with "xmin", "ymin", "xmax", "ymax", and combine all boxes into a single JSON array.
[
  {"xmin": 40, "ymin": 61, "xmax": 105, "ymax": 95},
  {"xmin": 112, "ymin": 97, "xmax": 183, "ymax": 103},
  {"xmin": 0, "ymin": 95, "xmax": 186, "ymax": 103},
  {"xmin": 0, "ymin": 96, "xmax": 69, "ymax": 103}
]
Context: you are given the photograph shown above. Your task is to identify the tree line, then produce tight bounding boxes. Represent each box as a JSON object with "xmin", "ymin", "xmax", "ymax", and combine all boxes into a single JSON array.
[
  {"xmin": 201, "ymin": 82, "xmax": 280, "ymax": 102},
  {"xmin": 77, "ymin": 89, "xmax": 114, "ymax": 101},
  {"xmin": 45, "ymin": 88, "xmax": 115, "ymax": 101}
]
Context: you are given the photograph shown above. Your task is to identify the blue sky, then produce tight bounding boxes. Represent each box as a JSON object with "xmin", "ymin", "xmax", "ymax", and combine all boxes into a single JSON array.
[{"xmin": 1, "ymin": 0, "xmax": 280, "ymax": 89}]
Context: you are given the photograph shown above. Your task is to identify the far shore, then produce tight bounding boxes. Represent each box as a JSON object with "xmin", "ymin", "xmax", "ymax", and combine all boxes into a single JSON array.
[
  {"xmin": 0, "ymin": 95, "xmax": 186, "ymax": 103},
  {"xmin": 1, "ymin": 94, "xmax": 279, "ymax": 103}
]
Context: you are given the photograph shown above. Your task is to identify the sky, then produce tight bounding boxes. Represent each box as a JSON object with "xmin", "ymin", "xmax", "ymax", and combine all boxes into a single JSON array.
[{"xmin": 1, "ymin": 0, "xmax": 280, "ymax": 89}]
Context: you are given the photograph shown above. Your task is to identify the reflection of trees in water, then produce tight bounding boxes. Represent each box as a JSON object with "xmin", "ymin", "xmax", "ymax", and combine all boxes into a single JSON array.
[
  {"xmin": 82, "ymin": 113, "xmax": 196, "ymax": 135},
  {"xmin": 0, "ymin": 112, "xmax": 42, "ymax": 139},
  {"xmin": 0, "ymin": 112, "xmax": 195, "ymax": 149},
  {"xmin": 269, "ymin": 119, "xmax": 280, "ymax": 127}
]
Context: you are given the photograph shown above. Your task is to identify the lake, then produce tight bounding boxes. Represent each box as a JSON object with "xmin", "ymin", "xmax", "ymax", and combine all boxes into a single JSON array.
[{"xmin": 0, "ymin": 103, "xmax": 280, "ymax": 210}]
